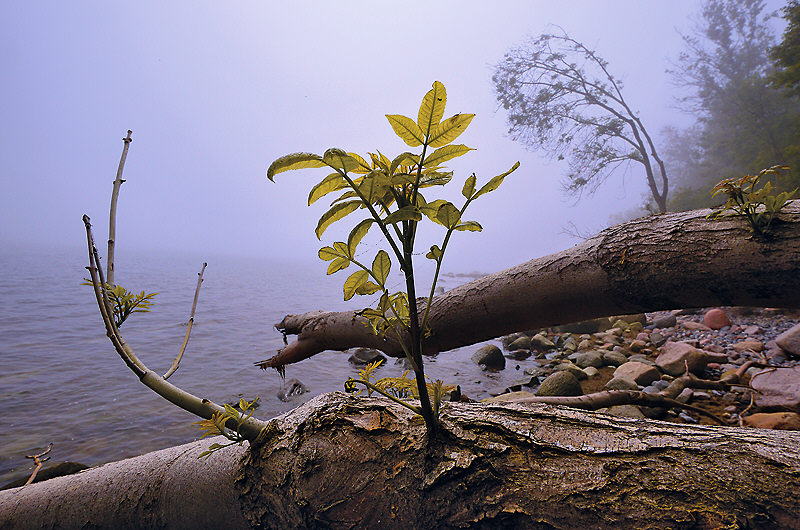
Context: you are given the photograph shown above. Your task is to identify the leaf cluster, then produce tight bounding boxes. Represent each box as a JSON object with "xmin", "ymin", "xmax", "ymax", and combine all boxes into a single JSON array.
[
  {"xmin": 81, "ymin": 281, "xmax": 157, "ymax": 328},
  {"xmin": 344, "ymin": 360, "xmax": 456, "ymax": 418},
  {"xmin": 193, "ymin": 397, "xmax": 259, "ymax": 459},
  {"xmin": 268, "ymin": 81, "xmax": 517, "ymax": 433},
  {"xmin": 707, "ymin": 165, "xmax": 797, "ymax": 236}
]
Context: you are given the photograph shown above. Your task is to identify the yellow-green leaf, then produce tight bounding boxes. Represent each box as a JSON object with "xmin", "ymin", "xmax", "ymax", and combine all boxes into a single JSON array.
[
  {"xmin": 428, "ymin": 114, "xmax": 475, "ymax": 148},
  {"xmin": 348, "ymin": 152, "xmax": 372, "ymax": 174},
  {"xmin": 308, "ymin": 173, "xmax": 347, "ymax": 205},
  {"xmin": 384, "ymin": 206, "xmax": 422, "ymax": 224},
  {"xmin": 474, "ymin": 161, "xmax": 519, "ymax": 199},
  {"xmin": 423, "ymin": 144, "xmax": 474, "ymax": 167},
  {"xmin": 426, "ymin": 245, "xmax": 442, "ymax": 261},
  {"xmin": 386, "ymin": 114, "xmax": 424, "ymax": 147},
  {"xmin": 419, "ymin": 171, "xmax": 453, "ymax": 188},
  {"xmin": 436, "ymin": 202, "xmax": 461, "ymax": 228},
  {"xmin": 355, "ymin": 281, "xmax": 381, "ymax": 296},
  {"xmin": 330, "ymin": 190, "xmax": 359, "ymax": 205},
  {"xmin": 323, "ymin": 148, "xmax": 361, "ymax": 173},
  {"xmin": 391, "ymin": 173, "xmax": 415, "ymax": 186},
  {"xmin": 419, "ymin": 199, "xmax": 448, "ymax": 222},
  {"xmin": 372, "ymin": 250, "xmax": 391, "ymax": 285},
  {"xmin": 358, "ymin": 170, "xmax": 391, "ymax": 203},
  {"xmin": 267, "ymin": 152, "xmax": 325, "ymax": 181},
  {"xmin": 454, "ymin": 221, "xmax": 482, "ymax": 232},
  {"xmin": 390, "ymin": 152, "xmax": 419, "ymax": 175},
  {"xmin": 348, "ymin": 219, "xmax": 373, "ymax": 253},
  {"xmin": 327, "ymin": 257, "xmax": 351, "ymax": 275},
  {"xmin": 462, "ymin": 174, "xmax": 476, "ymax": 199},
  {"xmin": 318, "ymin": 246, "xmax": 339, "ymax": 261},
  {"xmin": 418, "ymin": 81, "xmax": 447, "ymax": 135},
  {"xmin": 315, "ymin": 200, "xmax": 361, "ymax": 239},
  {"xmin": 343, "ymin": 270, "xmax": 369, "ymax": 300}
]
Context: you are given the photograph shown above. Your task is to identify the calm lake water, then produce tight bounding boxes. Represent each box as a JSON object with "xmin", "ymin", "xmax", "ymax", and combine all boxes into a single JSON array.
[{"xmin": 0, "ymin": 243, "xmax": 537, "ymax": 484}]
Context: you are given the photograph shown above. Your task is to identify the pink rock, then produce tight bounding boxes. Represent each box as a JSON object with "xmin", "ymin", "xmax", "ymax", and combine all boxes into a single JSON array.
[
  {"xmin": 703, "ymin": 308, "xmax": 732, "ymax": 330},
  {"xmin": 751, "ymin": 367, "xmax": 800, "ymax": 412},
  {"xmin": 743, "ymin": 412, "xmax": 800, "ymax": 430},
  {"xmin": 681, "ymin": 320, "xmax": 712, "ymax": 331},
  {"xmin": 731, "ymin": 340, "xmax": 764, "ymax": 353},
  {"xmin": 613, "ymin": 362, "xmax": 660, "ymax": 386},
  {"xmin": 655, "ymin": 342, "xmax": 708, "ymax": 376}
]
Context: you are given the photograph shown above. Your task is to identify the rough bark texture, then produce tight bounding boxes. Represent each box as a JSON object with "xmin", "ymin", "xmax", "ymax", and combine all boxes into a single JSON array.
[
  {"xmin": 260, "ymin": 202, "xmax": 800, "ymax": 368},
  {"xmin": 0, "ymin": 436, "xmax": 251, "ymax": 529},
  {"xmin": 4, "ymin": 393, "xmax": 798, "ymax": 528}
]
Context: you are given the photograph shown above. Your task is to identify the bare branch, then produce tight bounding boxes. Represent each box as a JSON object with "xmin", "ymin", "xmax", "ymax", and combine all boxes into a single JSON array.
[
  {"xmin": 107, "ymin": 130, "xmax": 132, "ymax": 286},
  {"xmin": 163, "ymin": 262, "xmax": 207, "ymax": 380},
  {"xmin": 83, "ymin": 215, "xmax": 267, "ymax": 441}
]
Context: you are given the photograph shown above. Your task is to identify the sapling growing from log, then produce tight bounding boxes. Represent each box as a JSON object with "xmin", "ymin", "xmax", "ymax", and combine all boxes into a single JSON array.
[{"xmin": 265, "ymin": 81, "xmax": 519, "ymax": 435}]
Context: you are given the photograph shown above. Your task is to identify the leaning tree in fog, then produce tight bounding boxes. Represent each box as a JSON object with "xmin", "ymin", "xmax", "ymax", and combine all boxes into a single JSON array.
[{"xmin": 493, "ymin": 30, "xmax": 669, "ymax": 213}]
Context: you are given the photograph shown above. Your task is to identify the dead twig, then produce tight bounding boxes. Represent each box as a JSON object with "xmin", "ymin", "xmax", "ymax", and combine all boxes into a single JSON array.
[
  {"xmin": 163, "ymin": 262, "xmax": 207, "ymax": 379},
  {"xmin": 24, "ymin": 443, "xmax": 53, "ymax": 486}
]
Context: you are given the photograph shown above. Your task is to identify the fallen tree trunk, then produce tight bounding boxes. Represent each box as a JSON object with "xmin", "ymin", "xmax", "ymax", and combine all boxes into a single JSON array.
[
  {"xmin": 259, "ymin": 202, "xmax": 800, "ymax": 369},
  {"xmin": 2, "ymin": 392, "xmax": 799, "ymax": 528}
]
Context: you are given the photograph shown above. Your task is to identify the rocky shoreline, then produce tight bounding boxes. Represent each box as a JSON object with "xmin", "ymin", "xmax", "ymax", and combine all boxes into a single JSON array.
[{"xmin": 479, "ymin": 307, "xmax": 800, "ymax": 429}]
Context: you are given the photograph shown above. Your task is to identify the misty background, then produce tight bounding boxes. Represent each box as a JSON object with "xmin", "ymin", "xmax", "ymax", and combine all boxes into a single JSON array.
[{"xmin": 4, "ymin": 1, "xmax": 778, "ymax": 274}]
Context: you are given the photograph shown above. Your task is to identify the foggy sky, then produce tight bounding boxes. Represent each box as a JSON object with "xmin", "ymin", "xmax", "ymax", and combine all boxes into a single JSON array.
[{"xmin": 1, "ymin": 1, "xmax": 787, "ymax": 273}]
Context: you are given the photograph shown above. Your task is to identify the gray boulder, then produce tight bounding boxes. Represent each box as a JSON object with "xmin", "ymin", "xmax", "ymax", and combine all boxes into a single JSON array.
[
  {"xmin": 535, "ymin": 371, "xmax": 583, "ymax": 397},
  {"xmin": 472, "ymin": 344, "xmax": 505, "ymax": 370},
  {"xmin": 573, "ymin": 350, "xmax": 604, "ymax": 369},
  {"xmin": 508, "ymin": 335, "xmax": 532, "ymax": 351},
  {"xmin": 605, "ymin": 375, "xmax": 639, "ymax": 391},
  {"xmin": 602, "ymin": 351, "xmax": 628, "ymax": 367},
  {"xmin": 347, "ymin": 348, "xmax": 386, "ymax": 366}
]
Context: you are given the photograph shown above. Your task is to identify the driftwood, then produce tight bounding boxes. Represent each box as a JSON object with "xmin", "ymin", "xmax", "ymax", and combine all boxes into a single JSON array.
[{"xmin": 2, "ymin": 393, "xmax": 799, "ymax": 528}]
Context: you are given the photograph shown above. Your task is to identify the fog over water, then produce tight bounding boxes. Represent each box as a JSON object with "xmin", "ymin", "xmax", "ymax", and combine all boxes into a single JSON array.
[{"xmin": 5, "ymin": 1, "xmax": 787, "ymax": 271}]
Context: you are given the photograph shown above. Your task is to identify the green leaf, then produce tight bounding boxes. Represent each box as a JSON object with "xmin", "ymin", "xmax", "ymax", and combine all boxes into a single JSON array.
[
  {"xmin": 384, "ymin": 206, "xmax": 422, "ymax": 224},
  {"xmin": 315, "ymin": 200, "xmax": 361, "ymax": 239},
  {"xmin": 428, "ymin": 114, "xmax": 474, "ymax": 148},
  {"xmin": 267, "ymin": 152, "xmax": 325, "ymax": 181},
  {"xmin": 426, "ymin": 245, "xmax": 442, "ymax": 261},
  {"xmin": 308, "ymin": 173, "xmax": 347, "ymax": 205},
  {"xmin": 323, "ymin": 148, "xmax": 361, "ymax": 172},
  {"xmin": 386, "ymin": 114, "xmax": 424, "ymax": 147},
  {"xmin": 344, "ymin": 270, "xmax": 370, "ymax": 300},
  {"xmin": 436, "ymin": 202, "xmax": 461, "ymax": 228},
  {"xmin": 348, "ymin": 219, "xmax": 374, "ymax": 253},
  {"xmin": 372, "ymin": 250, "xmax": 391, "ymax": 285},
  {"xmin": 423, "ymin": 144, "xmax": 474, "ymax": 167},
  {"xmin": 390, "ymin": 152, "xmax": 419, "ymax": 175},
  {"xmin": 454, "ymin": 221, "xmax": 482, "ymax": 232},
  {"xmin": 462, "ymin": 174, "xmax": 476, "ymax": 199},
  {"xmin": 473, "ymin": 161, "xmax": 520, "ymax": 199},
  {"xmin": 418, "ymin": 81, "xmax": 447, "ymax": 135}
]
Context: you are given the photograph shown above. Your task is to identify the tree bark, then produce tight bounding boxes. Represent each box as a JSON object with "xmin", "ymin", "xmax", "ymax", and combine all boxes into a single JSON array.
[
  {"xmin": 2, "ymin": 393, "xmax": 799, "ymax": 528},
  {"xmin": 259, "ymin": 201, "xmax": 800, "ymax": 369}
]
